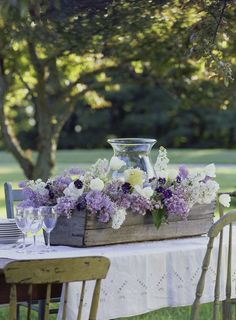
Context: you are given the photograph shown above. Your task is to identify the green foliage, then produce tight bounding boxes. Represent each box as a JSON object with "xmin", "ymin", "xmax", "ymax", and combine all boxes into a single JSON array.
[{"xmin": 152, "ymin": 208, "xmax": 166, "ymax": 230}]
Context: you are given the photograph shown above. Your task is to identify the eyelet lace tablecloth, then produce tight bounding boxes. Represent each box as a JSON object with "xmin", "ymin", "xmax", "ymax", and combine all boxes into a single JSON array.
[{"xmin": 0, "ymin": 226, "xmax": 236, "ymax": 320}]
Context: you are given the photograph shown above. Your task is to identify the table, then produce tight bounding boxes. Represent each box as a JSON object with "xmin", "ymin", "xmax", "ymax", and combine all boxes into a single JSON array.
[{"xmin": 0, "ymin": 228, "xmax": 236, "ymax": 320}]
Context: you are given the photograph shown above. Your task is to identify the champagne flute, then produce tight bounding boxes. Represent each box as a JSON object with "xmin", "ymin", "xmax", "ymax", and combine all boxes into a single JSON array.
[
  {"xmin": 15, "ymin": 207, "xmax": 32, "ymax": 253},
  {"xmin": 39, "ymin": 206, "xmax": 58, "ymax": 252},
  {"xmin": 28, "ymin": 207, "xmax": 44, "ymax": 251}
]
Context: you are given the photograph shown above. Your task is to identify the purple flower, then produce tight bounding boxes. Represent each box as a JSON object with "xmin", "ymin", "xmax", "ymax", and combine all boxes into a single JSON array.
[
  {"xmin": 156, "ymin": 186, "xmax": 164, "ymax": 193},
  {"xmin": 16, "ymin": 199, "xmax": 38, "ymax": 209},
  {"xmin": 178, "ymin": 165, "xmax": 189, "ymax": 179},
  {"xmin": 158, "ymin": 177, "xmax": 166, "ymax": 185},
  {"xmin": 76, "ymin": 196, "xmax": 87, "ymax": 211},
  {"xmin": 163, "ymin": 189, "xmax": 172, "ymax": 199},
  {"xmin": 164, "ymin": 189, "xmax": 190, "ymax": 218},
  {"xmin": 121, "ymin": 182, "xmax": 132, "ymax": 194},
  {"xmin": 128, "ymin": 194, "xmax": 153, "ymax": 215},
  {"xmin": 176, "ymin": 176, "xmax": 181, "ymax": 183},
  {"xmin": 74, "ymin": 179, "xmax": 83, "ymax": 189},
  {"xmin": 55, "ymin": 197, "xmax": 77, "ymax": 217},
  {"xmin": 85, "ymin": 190, "xmax": 115, "ymax": 222},
  {"xmin": 18, "ymin": 181, "xmax": 27, "ymax": 188},
  {"xmin": 63, "ymin": 168, "xmax": 85, "ymax": 176}
]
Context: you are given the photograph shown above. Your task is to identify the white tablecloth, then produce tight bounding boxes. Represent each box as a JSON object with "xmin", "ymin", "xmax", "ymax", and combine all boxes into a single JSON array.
[{"xmin": 0, "ymin": 228, "xmax": 236, "ymax": 320}]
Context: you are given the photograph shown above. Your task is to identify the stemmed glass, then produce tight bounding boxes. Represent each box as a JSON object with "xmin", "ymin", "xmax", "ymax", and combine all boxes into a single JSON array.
[
  {"xmin": 15, "ymin": 207, "xmax": 32, "ymax": 253},
  {"xmin": 39, "ymin": 206, "xmax": 58, "ymax": 252},
  {"xmin": 27, "ymin": 207, "xmax": 44, "ymax": 251}
]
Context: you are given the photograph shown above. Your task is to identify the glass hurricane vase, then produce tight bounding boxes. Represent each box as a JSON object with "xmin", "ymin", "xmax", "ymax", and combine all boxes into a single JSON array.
[{"xmin": 107, "ymin": 138, "xmax": 157, "ymax": 181}]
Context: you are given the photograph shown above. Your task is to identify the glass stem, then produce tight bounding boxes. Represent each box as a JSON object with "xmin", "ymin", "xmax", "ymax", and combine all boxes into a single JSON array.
[
  {"xmin": 33, "ymin": 234, "xmax": 36, "ymax": 247},
  {"xmin": 22, "ymin": 233, "xmax": 26, "ymax": 252},
  {"xmin": 47, "ymin": 232, "xmax": 50, "ymax": 248}
]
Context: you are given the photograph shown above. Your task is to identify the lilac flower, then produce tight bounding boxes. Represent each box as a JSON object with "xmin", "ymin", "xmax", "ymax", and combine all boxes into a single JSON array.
[
  {"xmin": 55, "ymin": 197, "xmax": 77, "ymax": 218},
  {"xmin": 85, "ymin": 190, "xmax": 115, "ymax": 222},
  {"xmin": 52, "ymin": 175, "xmax": 72, "ymax": 194},
  {"xmin": 16, "ymin": 199, "xmax": 38, "ymax": 209},
  {"xmin": 63, "ymin": 168, "xmax": 85, "ymax": 176},
  {"xmin": 18, "ymin": 181, "xmax": 27, "ymax": 188},
  {"xmin": 178, "ymin": 165, "xmax": 189, "ymax": 179},
  {"xmin": 164, "ymin": 189, "xmax": 190, "ymax": 219},
  {"xmin": 128, "ymin": 194, "xmax": 153, "ymax": 215}
]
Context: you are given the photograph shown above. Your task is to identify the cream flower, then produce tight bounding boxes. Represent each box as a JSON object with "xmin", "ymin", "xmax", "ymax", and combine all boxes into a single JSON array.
[
  {"xmin": 134, "ymin": 185, "xmax": 154, "ymax": 199},
  {"xmin": 204, "ymin": 163, "xmax": 216, "ymax": 178},
  {"xmin": 219, "ymin": 194, "xmax": 231, "ymax": 207},
  {"xmin": 112, "ymin": 208, "xmax": 127, "ymax": 229},
  {"xmin": 63, "ymin": 182, "xmax": 84, "ymax": 200},
  {"xmin": 89, "ymin": 178, "xmax": 105, "ymax": 191},
  {"xmin": 109, "ymin": 156, "xmax": 126, "ymax": 171},
  {"xmin": 124, "ymin": 168, "xmax": 144, "ymax": 186}
]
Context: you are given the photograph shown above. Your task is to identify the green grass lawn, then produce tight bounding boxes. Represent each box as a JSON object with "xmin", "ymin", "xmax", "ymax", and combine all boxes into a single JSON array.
[{"xmin": 0, "ymin": 148, "xmax": 236, "ymax": 319}]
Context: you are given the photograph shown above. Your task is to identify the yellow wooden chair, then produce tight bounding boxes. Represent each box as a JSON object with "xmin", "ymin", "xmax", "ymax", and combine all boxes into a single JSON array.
[
  {"xmin": 191, "ymin": 209, "xmax": 236, "ymax": 320},
  {"xmin": 4, "ymin": 256, "xmax": 110, "ymax": 320}
]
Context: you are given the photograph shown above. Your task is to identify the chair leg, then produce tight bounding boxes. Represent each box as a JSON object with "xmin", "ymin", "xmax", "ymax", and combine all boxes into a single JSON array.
[
  {"xmin": 16, "ymin": 304, "xmax": 20, "ymax": 320},
  {"xmin": 38, "ymin": 300, "xmax": 46, "ymax": 320}
]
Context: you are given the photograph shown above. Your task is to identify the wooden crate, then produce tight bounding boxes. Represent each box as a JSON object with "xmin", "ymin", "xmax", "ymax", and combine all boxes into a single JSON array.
[{"xmin": 49, "ymin": 202, "xmax": 216, "ymax": 247}]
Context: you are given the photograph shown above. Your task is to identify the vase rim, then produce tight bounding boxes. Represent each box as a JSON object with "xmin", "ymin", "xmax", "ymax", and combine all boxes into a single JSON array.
[{"xmin": 107, "ymin": 138, "xmax": 156, "ymax": 145}]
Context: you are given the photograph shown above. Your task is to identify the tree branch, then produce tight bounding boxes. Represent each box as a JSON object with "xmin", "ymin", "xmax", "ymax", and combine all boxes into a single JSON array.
[{"xmin": 212, "ymin": 0, "xmax": 227, "ymax": 44}]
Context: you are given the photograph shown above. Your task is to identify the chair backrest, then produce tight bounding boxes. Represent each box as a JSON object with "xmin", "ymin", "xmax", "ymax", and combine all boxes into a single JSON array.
[
  {"xmin": 4, "ymin": 256, "xmax": 110, "ymax": 320},
  {"xmin": 4, "ymin": 182, "xmax": 25, "ymax": 218},
  {"xmin": 191, "ymin": 209, "xmax": 236, "ymax": 320}
]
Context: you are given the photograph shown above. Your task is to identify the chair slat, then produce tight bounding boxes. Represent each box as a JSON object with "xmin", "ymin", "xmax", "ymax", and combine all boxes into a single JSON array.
[
  {"xmin": 89, "ymin": 279, "xmax": 102, "ymax": 320},
  {"xmin": 27, "ymin": 284, "xmax": 33, "ymax": 320},
  {"xmin": 9, "ymin": 284, "xmax": 17, "ymax": 320},
  {"xmin": 44, "ymin": 284, "xmax": 52, "ymax": 320},
  {"xmin": 62, "ymin": 282, "xmax": 69, "ymax": 320},
  {"xmin": 77, "ymin": 280, "xmax": 86, "ymax": 320},
  {"xmin": 4, "ymin": 257, "xmax": 110, "ymax": 320},
  {"xmin": 191, "ymin": 209, "xmax": 236, "ymax": 320},
  {"xmin": 213, "ymin": 230, "xmax": 223, "ymax": 320}
]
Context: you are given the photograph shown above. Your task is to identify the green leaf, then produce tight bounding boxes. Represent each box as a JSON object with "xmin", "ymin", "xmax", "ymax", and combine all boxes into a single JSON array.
[{"xmin": 151, "ymin": 208, "xmax": 166, "ymax": 230}]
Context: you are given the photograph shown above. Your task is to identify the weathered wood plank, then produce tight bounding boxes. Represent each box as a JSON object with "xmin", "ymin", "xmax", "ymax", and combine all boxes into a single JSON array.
[
  {"xmin": 50, "ymin": 202, "xmax": 215, "ymax": 247},
  {"xmin": 84, "ymin": 216, "xmax": 213, "ymax": 246}
]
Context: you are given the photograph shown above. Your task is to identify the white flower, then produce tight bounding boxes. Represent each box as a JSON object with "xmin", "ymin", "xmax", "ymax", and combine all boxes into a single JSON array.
[
  {"xmin": 154, "ymin": 146, "xmax": 169, "ymax": 179},
  {"xmin": 219, "ymin": 194, "xmax": 231, "ymax": 207},
  {"xmin": 28, "ymin": 179, "xmax": 48, "ymax": 196},
  {"xmin": 89, "ymin": 178, "xmax": 105, "ymax": 191},
  {"xmin": 109, "ymin": 156, "xmax": 126, "ymax": 171},
  {"xmin": 134, "ymin": 185, "xmax": 154, "ymax": 199},
  {"xmin": 168, "ymin": 169, "xmax": 178, "ymax": 181},
  {"xmin": 204, "ymin": 163, "xmax": 216, "ymax": 178},
  {"xmin": 112, "ymin": 208, "xmax": 127, "ymax": 229},
  {"xmin": 63, "ymin": 182, "xmax": 84, "ymax": 200}
]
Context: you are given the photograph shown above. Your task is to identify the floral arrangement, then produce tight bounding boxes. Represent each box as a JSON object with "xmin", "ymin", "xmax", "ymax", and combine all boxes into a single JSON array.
[{"xmin": 17, "ymin": 147, "xmax": 230, "ymax": 230}]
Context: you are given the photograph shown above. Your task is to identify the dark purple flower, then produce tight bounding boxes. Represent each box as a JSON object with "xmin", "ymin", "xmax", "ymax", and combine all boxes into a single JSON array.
[
  {"xmin": 121, "ymin": 182, "xmax": 132, "ymax": 194},
  {"xmin": 76, "ymin": 196, "xmax": 87, "ymax": 211},
  {"xmin": 163, "ymin": 189, "xmax": 172, "ymax": 199},
  {"xmin": 158, "ymin": 177, "xmax": 166, "ymax": 185},
  {"xmin": 176, "ymin": 176, "xmax": 181, "ymax": 183},
  {"xmin": 49, "ymin": 190, "xmax": 55, "ymax": 199},
  {"xmin": 74, "ymin": 179, "xmax": 83, "ymax": 189},
  {"xmin": 156, "ymin": 186, "xmax": 164, "ymax": 193}
]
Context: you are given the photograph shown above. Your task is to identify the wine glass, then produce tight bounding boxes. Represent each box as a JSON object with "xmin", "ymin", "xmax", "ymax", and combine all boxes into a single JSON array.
[
  {"xmin": 27, "ymin": 207, "xmax": 44, "ymax": 251},
  {"xmin": 39, "ymin": 206, "xmax": 58, "ymax": 252},
  {"xmin": 15, "ymin": 207, "xmax": 32, "ymax": 253}
]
